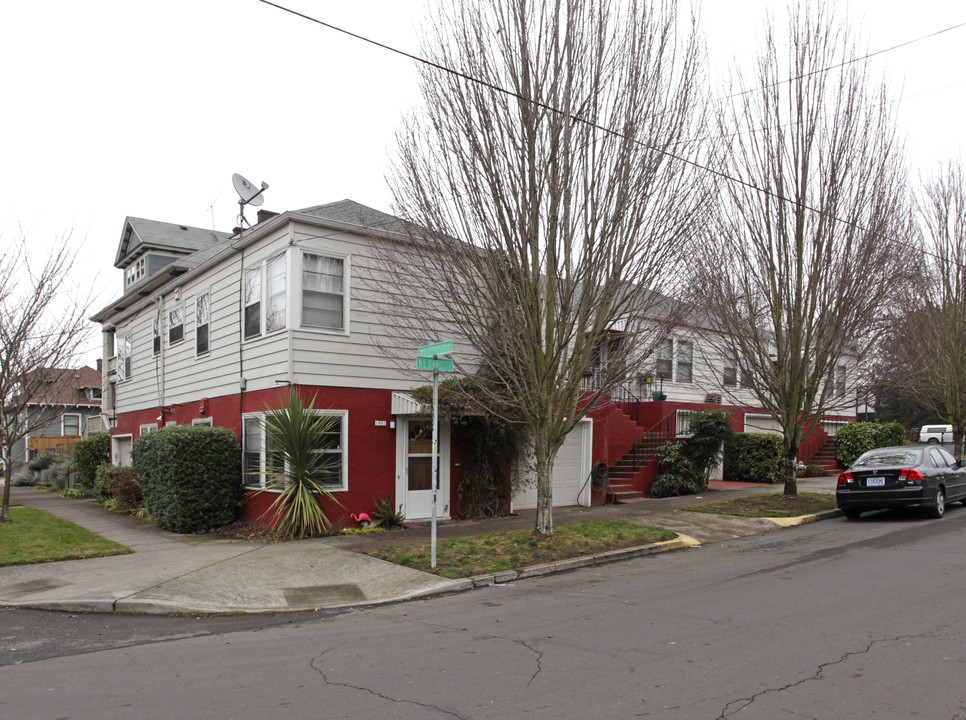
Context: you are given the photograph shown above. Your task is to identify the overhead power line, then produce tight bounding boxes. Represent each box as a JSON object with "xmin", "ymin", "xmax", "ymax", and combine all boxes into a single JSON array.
[{"xmin": 257, "ymin": 0, "xmax": 964, "ymax": 266}]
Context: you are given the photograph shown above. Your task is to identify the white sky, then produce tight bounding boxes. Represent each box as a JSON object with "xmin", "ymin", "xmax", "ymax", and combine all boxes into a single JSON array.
[{"xmin": 1, "ymin": 0, "xmax": 963, "ymax": 364}]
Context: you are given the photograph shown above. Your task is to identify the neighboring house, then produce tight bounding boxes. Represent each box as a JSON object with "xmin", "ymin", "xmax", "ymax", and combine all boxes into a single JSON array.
[
  {"xmin": 91, "ymin": 201, "xmax": 854, "ymax": 526},
  {"xmin": 11, "ymin": 365, "xmax": 103, "ymax": 463}
]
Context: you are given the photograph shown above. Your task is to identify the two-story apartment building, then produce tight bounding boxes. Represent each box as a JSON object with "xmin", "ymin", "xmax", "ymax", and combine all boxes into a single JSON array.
[{"xmin": 92, "ymin": 200, "xmax": 854, "ymax": 526}]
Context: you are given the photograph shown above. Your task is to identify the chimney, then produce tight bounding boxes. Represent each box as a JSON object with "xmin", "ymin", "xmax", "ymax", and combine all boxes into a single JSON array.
[
  {"xmin": 96, "ymin": 358, "xmax": 102, "ymax": 372},
  {"xmin": 257, "ymin": 209, "xmax": 279, "ymax": 224}
]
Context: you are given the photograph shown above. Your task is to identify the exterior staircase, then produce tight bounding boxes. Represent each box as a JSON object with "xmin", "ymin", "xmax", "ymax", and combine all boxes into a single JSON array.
[
  {"xmin": 606, "ymin": 433, "xmax": 666, "ymax": 503},
  {"xmin": 810, "ymin": 438, "xmax": 841, "ymax": 476}
]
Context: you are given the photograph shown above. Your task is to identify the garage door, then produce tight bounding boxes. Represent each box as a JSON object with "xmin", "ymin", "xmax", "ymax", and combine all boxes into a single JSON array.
[
  {"xmin": 512, "ymin": 419, "xmax": 592, "ymax": 510},
  {"xmin": 744, "ymin": 414, "xmax": 783, "ymax": 434}
]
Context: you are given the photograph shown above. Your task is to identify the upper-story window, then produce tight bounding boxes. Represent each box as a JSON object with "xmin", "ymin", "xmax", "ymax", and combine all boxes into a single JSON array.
[
  {"xmin": 125, "ymin": 257, "xmax": 145, "ymax": 287},
  {"xmin": 169, "ymin": 306, "xmax": 184, "ymax": 345},
  {"xmin": 723, "ymin": 351, "xmax": 737, "ymax": 387},
  {"xmin": 196, "ymin": 291, "xmax": 210, "ymax": 356},
  {"xmin": 656, "ymin": 339, "xmax": 673, "ymax": 380},
  {"xmin": 152, "ymin": 315, "xmax": 161, "ymax": 356},
  {"xmin": 116, "ymin": 329, "xmax": 133, "ymax": 381},
  {"xmin": 62, "ymin": 414, "xmax": 80, "ymax": 436},
  {"xmin": 302, "ymin": 253, "xmax": 345, "ymax": 330},
  {"xmin": 244, "ymin": 254, "xmax": 286, "ymax": 340},
  {"xmin": 676, "ymin": 340, "xmax": 693, "ymax": 383}
]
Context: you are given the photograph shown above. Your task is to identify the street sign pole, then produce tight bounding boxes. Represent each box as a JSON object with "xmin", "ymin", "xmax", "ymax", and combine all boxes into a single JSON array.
[
  {"xmin": 415, "ymin": 341, "xmax": 453, "ymax": 570},
  {"xmin": 431, "ymin": 363, "xmax": 439, "ymax": 569}
]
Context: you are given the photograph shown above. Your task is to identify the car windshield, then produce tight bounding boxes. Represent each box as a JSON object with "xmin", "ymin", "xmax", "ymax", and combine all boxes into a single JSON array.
[{"xmin": 853, "ymin": 449, "xmax": 921, "ymax": 468}]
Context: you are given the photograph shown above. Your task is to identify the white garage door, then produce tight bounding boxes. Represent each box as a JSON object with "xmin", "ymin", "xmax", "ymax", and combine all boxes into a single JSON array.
[
  {"xmin": 512, "ymin": 419, "xmax": 592, "ymax": 510},
  {"xmin": 744, "ymin": 414, "xmax": 783, "ymax": 434}
]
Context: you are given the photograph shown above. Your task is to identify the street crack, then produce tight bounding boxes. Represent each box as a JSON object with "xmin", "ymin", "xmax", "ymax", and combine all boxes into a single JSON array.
[
  {"xmin": 310, "ymin": 643, "xmax": 468, "ymax": 720},
  {"xmin": 715, "ymin": 631, "xmax": 936, "ymax": 719}
]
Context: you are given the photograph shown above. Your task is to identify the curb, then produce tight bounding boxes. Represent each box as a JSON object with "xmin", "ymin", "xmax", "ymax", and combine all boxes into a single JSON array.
[
  {"xmin": 766, "ymin": 508, "xmax": 842, "ymax": 527},
  {"xmin": 468, "ymin": 534, "xmax": 697, "ymax": 588}
]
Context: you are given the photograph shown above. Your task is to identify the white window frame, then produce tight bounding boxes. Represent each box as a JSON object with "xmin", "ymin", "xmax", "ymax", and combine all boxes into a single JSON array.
[
  {"xmin": 723, "ymin": 350, "xmax": 737, "ymax": 388},
  {"xmin": 152, "ymin": 314, "xmax": 161, "ymax": 356},
  {"xmin": 62, "ymin": 413, "xmax": 81, "ymax": 436},
  {"xmin": 139, "ymin": 423, "xmax": 158, "ymax": 436},
  {"xmin": 125, "ymin": 256, "xmax": 145, "ymax": 287},
  {"xmin": 243, "ymin": 253, "xmax": 287, "ymax": 340},
  {"xmin": 168, "ymin": 305, "xmax": 185, "ymax": 345},
  {"xmin": 196, "ymin": 289, "xmax": 211, "ymax": 357},
  {"xmin": 655, "ymin": 338, "xmax": 673, "ymax": 381},
  {"xmin": 116, "ymin": 328, "xmax": 133, "ymax": 381},
  {"xmin": 192, "ymin": 417, "xmax": 213, "ymax": 427},
  {"xmin": 676, "ymin": 340, "xmax": 693, "ymax": 384},
  {"xmin": 300, "ymin": 250, "xmax": 349, "ymax": 334},
  {"xmin": 241, "ymin": 409, "xmax": 347, "ymax": 492}
]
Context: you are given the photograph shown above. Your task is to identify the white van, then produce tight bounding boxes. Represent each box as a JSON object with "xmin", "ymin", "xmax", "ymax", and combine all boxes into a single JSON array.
[{"xmin": 919, "ymin": 424, "xmax": 953, "ymax": 444}]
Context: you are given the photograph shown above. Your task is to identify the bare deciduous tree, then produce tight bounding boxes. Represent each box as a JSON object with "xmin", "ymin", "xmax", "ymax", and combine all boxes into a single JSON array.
[
  {"xmin": 1, "ymin": 234, "xmax": 93, "ymax": 521},
  {"xmin": 691, "ymin": 0, "xmax": 908, "ymax": 495},
  {"xmin": 381, "ymin": 0, "xmax": 708, "ymax": 534},
  {"xmin": 874, "ymin": 160, "xmax": 966, "ymax": 457}
]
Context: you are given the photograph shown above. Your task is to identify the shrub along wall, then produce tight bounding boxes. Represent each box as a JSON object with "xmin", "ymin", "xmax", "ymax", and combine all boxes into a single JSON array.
[
  {"xmin": 835, "ymin": 421, "xmax": 906, "ymax": 468},
  {"xmin": 723, "ymin": 433, "xmax": 784, "ymax": 484},
  {"xmin": 132, "ymin": 425, "xmax": 241, "ymax": 533},
  {"xmin": 73, "ymin": 433, "xmax": 110, "ymax": 489}
]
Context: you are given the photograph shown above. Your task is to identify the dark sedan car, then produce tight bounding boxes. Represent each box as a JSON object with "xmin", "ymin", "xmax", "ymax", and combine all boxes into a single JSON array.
[{"xmin": 836, "ymin": 445, "xmax": 966, "ymax": 519}]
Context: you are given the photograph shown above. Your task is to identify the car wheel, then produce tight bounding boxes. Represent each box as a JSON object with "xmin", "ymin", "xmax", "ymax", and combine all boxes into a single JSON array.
[
  {"xmin": 927, "ymin": 438, "xmax": 939, "ymax": 444},
  {"xmin": 928, "ymin": 488, "xmax": 946, "ymax": 519},
  {"xmin": 842, "ymin": 509, "xmax": 862, "ymax": 520}
]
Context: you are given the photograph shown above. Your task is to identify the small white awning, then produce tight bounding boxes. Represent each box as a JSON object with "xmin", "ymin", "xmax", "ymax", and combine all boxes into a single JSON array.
[{"xmin": 391, "ymin": 392, "xmax": 430, "ymax": 416}]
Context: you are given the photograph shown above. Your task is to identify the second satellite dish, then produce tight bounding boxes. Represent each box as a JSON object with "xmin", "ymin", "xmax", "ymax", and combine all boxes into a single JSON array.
[{"xmin": 232, "ymin": 173, "xmax": 268, "ymax": 207}]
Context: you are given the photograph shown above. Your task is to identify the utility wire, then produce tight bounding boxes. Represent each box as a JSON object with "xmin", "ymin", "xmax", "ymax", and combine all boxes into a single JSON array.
[
  {"xmin": 257, "ymin": 0, "xmax": 963, "ymax": 265},
  {"xmin": 726, "ymin": 19, "xmax": 966, "ymax": 99}
]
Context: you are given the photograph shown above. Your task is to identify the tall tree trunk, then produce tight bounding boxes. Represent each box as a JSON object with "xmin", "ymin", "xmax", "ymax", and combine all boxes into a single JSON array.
[
  {"xmin": 533, "ymin": 430, "xmax": 557, "ymax": 536},
  {"xmin": 783, "ymin": 436, "xmax": 800, "ymax": 497}
]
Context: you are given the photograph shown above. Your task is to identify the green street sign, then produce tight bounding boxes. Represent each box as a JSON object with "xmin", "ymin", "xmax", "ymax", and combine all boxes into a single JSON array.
[
  {"xmin": 417, "ymin": 356, "xmax": 454, "ymax": 372},
  {"xmin": 417, "ymin": 341, "xmax": 453, "ymax": 358}
]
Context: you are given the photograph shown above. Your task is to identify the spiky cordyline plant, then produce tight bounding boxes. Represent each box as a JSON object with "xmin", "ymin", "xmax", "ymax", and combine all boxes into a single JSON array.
[{"xmin": 257, "ymin": 389, "xmax": 342, "ymax": 539}]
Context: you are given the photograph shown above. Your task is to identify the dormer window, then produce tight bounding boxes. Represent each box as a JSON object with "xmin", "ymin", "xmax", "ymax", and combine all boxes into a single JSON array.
[{"xmin": 125, "ymin": 257, "xmax": 146, "ymax": 287}]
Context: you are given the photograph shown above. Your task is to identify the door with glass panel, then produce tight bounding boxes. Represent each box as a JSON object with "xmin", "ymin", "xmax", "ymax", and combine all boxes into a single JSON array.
[{"xmin": 400, "ymin": 418, "xmax": 450, "ymax": 520}]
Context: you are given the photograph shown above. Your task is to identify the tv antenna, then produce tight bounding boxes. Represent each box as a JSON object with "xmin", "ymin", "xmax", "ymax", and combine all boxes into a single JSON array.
[{"xmin": 232, "ymin": 173, "xmax": 269, "ymax": 230}]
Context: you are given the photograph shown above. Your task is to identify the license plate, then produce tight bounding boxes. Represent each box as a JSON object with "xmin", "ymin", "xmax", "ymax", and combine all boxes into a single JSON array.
[{"xmin": 867, "ymin": 476, "xmax": 886, "ymax": 487}]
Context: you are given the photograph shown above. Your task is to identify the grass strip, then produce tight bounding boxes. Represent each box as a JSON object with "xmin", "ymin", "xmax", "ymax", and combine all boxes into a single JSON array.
[
  {"xmin": 369, "ymin": 520, "xmax": 676, "ymax": 578},
  {"xmin": 688, "ymin": 491, "xmax": 836, "ymax": 518},
  {"xmin": 0, "ymin": 507, "xmax": 131, "ymax": 566}
]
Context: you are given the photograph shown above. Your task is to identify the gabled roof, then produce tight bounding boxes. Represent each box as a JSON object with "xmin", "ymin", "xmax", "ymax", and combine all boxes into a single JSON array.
[
  {"xmin": 24, "ymin": 366, "xmax": 101, "ymax": 407},
  {"xmin": 114, "ymin": 217, "xmax": 231, "ymax": 268},
  {"xmin": 295, "ymin": 200, "xmax": 412, "ymax": 236}
]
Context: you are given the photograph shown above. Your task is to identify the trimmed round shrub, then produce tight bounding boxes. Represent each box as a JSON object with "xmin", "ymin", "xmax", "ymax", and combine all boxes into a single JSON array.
[
  {"xmin": 73, "ymin": 433, "xmax": 110, "ymax": 489},
  {"xmin": 28, "ymin": 451, "xmax": 56, "ymax": 472},
  {"xmin": 11, "ymin": 470, "xmax": 36, "ymax": 487},
  {"xmin": 723, "ymin": 432, "xmax": 784, "ymax": 483},
  {"xmin": 132, "ymin": 425, "xmax": 241, "ymax": 533},
  {"xmin": 94, "ymin": 464, "xmax": 137, "ymax": 504},
  {"xmin": 835, "ymin": 421, "xmax": 906, "ymax": 468}
]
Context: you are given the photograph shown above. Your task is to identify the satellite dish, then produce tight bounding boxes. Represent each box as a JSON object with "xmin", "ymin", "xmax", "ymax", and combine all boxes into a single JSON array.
[{"xmin": 232, "ymin": 173, "xmax": 268, "ymax": 207}]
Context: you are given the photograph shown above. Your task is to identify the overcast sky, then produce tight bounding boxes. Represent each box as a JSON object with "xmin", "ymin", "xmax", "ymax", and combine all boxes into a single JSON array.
[{"xmin": 1, "ymin": 0, "xmax": 963, "ymax": 364}]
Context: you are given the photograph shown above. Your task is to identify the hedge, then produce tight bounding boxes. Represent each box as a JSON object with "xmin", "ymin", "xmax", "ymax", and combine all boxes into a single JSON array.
[
  {"xmin": 835, "ymin": 421, "xmax": 906, "ymax": 468},
  {"xmin": 73, "ymin": 433, "xmax": 110, "ymax": 489},
  {"xmin": 132, "ymin": 425, "xmax": 241, "ymax": 533},
  {"xmin": 723, "ymin": 432, "xmax": 784, "ymax": 484}
]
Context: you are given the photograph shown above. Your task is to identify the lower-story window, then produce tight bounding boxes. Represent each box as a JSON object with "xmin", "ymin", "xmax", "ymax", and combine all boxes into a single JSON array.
[{"xmin": 242, "ymin": 410, "xmax": 347, "ymax": 491}]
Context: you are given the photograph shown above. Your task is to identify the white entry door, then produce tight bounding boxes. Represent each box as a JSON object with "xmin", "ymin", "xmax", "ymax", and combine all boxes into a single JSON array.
[{"xmin": 396, "ymin": 417, "xmax": 451, "ymax": 521}]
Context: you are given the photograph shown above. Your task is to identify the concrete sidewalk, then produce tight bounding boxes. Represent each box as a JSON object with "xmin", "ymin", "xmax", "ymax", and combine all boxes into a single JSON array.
[{"xmin": 0, "ymin": 478, "xmax": 839, "ymax": 614}]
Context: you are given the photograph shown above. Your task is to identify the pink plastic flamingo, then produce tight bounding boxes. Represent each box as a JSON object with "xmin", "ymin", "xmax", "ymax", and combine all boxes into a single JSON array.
[{"xmin": 351, "ymin": 512, "xmax": 373, "ymax": 526}]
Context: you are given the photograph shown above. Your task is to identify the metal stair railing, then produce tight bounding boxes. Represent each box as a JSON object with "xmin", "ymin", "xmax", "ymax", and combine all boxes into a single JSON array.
[{"xmin": 626, "ymin": 409, "xmax": 681, "ymax": 471}]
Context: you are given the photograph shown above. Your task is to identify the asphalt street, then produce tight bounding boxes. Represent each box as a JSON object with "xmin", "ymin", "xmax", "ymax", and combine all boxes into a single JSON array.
[{"xmin": 3, "ymin": 504, "xmax": 965, "ymax": 720}]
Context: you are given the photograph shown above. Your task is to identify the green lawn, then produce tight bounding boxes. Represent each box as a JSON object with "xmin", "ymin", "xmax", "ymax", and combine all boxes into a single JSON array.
[
  {"xmin": 0, "ymin": 507, "xmax": 131, "ymax": 566},
  {"xmin": 369, "ymin": 520, "xmax": 676, "ymax": 578},
  {"xmin": 688, "ymin": 492, "xmax": 837, "ymax": 518}
]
